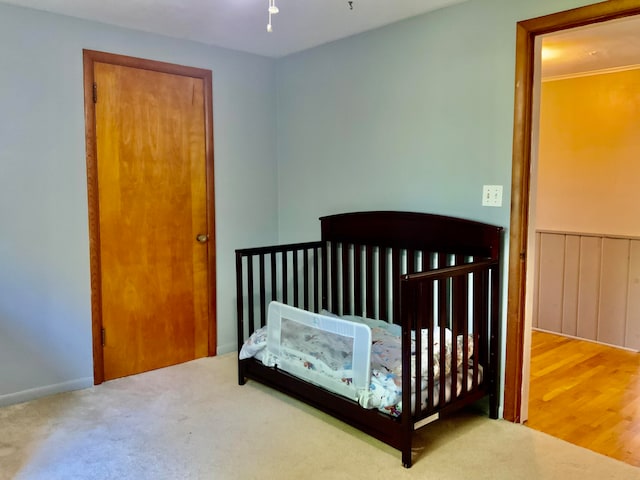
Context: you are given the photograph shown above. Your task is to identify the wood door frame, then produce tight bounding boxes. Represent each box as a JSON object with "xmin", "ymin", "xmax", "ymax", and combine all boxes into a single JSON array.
[
  {"xmin": 83, "ymin": 50, "xmax": 217, "ymax": 385},
  {"xmin": 504, "ymin": 0, "xmax": 640, "ymax": 422}
]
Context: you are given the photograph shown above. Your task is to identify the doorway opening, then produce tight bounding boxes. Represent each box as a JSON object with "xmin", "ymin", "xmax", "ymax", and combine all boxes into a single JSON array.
[
  {"xmin": 505, "ymin": 0, "xmax": 640, "ymax": 427},
  {"xmin": 505, "ymin": 2, "xmax": 640, "ymax": 465},
  {"xmin": 522, "ymin": 16, "xmax": 640, "ymax": 466}
]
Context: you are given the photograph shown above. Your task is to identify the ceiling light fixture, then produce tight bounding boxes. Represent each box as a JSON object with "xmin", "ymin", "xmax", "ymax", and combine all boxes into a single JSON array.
[
  {"xmin": 267, "ymin": 0, "xmax": 279, "ymax": 33},
  {"xmin": 267, "ymin": 1, "xmax": 354, "ymax": 33}
]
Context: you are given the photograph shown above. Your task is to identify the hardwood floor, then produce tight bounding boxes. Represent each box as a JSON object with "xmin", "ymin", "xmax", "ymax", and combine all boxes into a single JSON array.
[{"xmin": 526, "ymin": 330, "xmax": 640, "ymax": 467}]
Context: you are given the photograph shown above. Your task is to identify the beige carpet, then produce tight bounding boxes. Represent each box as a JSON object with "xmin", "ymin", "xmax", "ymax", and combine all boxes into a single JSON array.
[{"xmin": 1, "ymin": 354, "xmax": 638, "ymax": 480}]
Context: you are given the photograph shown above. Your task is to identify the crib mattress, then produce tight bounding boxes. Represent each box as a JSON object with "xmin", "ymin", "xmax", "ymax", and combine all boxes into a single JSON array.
[{"xmin": 239, "ymin": 303, "xmax": 482, "ymax": 417}]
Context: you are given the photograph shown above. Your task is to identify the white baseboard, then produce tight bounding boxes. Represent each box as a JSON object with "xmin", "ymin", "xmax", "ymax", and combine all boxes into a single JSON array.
[
  {"xmin": 0, "ymin": 377, "xmax": 93, "ymax": 408},
  {"xmin": 216, "ymin": 342, "xmax": 236, "ymax": 356},
  {"xmin": 533, "ymin": 328, "xmax": 640, "ymax": 353}
]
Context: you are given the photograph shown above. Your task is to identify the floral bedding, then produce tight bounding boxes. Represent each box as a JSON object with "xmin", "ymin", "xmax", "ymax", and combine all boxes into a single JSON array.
[{"xmin": 239, "ymin": 313, "xmax": 480, "ymax": 417}]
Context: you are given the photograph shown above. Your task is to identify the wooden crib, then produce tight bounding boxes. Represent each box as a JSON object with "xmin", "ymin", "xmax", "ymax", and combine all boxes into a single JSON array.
[{"xmin": 236, "ymin": 211, "xmax": 502, "ymax": 467}]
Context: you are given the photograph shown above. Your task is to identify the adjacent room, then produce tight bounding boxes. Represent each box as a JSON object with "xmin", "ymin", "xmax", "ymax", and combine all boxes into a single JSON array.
[{"xmin": 525, "ymin": 15, "xmax": 640, "ymax": 466}]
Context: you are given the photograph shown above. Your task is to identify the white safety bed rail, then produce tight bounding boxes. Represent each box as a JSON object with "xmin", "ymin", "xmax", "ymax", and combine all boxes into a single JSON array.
[{"xmin": 266, "ymin": 301, "xmax": 372, "ymax": 401}]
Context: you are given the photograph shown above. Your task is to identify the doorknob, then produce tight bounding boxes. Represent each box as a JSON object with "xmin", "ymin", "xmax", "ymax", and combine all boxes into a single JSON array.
[{"xmin": 196, "ymin": 233, "xmax": 209, "ymax": 243}]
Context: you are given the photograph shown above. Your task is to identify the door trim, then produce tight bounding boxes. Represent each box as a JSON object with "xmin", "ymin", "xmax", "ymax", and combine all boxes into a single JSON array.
[
  {"xmin": 504, "ymin": 0, "xmax": 640, "ymax": 422},
  {"xmin": 82, "ymin": 50, "xmax": 217, "ymax": 384}
]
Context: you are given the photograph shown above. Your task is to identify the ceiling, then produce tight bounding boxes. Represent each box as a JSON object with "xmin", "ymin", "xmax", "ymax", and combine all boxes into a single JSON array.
[
  {"xmin": 3, "ymin": 0, "xmax": 640, "ymax": 71},
  {"xmin": 541, "ymin": 15, "xmax": 640, "ymax": 78},
  {"xmin": 0, "ymin": 0, "xmax": 467, "ymax": 58}
]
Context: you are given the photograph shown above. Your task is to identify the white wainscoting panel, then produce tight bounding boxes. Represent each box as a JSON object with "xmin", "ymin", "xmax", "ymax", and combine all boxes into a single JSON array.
[{"xmin": 534, "ymin": 231, "xmax": 640, "ymax": 351}]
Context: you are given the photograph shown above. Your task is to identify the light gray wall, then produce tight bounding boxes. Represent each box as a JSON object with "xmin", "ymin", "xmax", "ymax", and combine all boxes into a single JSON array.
[
  {"xmin": 0, "ymin": 0, "xmax": 599, "ymax": 408},
  {"xmin": 274, "ymin": 0, "xmax": 596, "ymax": 242},
  {"xmin": 274, "ymin": 0, "xmax": 598, "ymax": 415},
  {"xmin": 0, "ymin": 3, "xmax": 278, "ymax": 405}
]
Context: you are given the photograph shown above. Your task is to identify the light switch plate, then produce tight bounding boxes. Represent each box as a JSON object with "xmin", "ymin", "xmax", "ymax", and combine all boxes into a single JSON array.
[{"xmin": 482, "ymin": 185, "xmax": 503, "ymax": 207}]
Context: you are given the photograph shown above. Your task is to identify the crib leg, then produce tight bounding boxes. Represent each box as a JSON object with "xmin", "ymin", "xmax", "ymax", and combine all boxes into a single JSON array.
[
  {"xmin": 401, "ymin": 431, "xmax": 413, "ymax": 468},
  {"xmin": 489, "ymin": 392, "xmax": 499, "ymax": 419},
  {"xmin": 402, "ymin": 449, "xmax": 412, "ymax": 468},
  {"xmin": 238, "ymin": 360, "xmax": 247, "ymax": 386}
]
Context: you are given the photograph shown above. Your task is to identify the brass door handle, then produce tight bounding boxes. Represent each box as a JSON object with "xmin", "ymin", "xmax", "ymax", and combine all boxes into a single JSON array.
[{"xmin": 196, "ymin": 233, "xmax": 209, "ymax": 243}]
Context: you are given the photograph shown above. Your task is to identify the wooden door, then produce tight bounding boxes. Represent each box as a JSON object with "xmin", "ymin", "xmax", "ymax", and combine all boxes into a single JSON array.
[{"xmin": 83, "ymin": 51, "xmax": 216, "ymax": 383}]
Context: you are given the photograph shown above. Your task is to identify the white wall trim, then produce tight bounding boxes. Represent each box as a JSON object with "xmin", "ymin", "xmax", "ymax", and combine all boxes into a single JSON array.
[
  {"xmin": 533, "ymin": 328, "xmax": 639, "ymax": 353},
  {"xmin": 542, "ymin": 63, "xmax": 640, "ymax": 83},
  {"xmin": 0, "ymin": 377, "xmax": 93, "ymax": 408},
  {"xmin": 217, "ymin": 342, "xmax": 236, "ymax": 356},
  {"xmin": 537, "ymin": 229, "xmax": 640, "ymax": 241}
]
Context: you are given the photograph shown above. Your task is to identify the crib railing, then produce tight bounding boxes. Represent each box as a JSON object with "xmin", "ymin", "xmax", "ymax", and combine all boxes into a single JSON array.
[
  {"xmin": 236, "ymin": 241, "xmax": 499, "ymax": 413},
  {"xmin": 236, "ymin": 241, "xmax": 486, "ymax": 339},
  {"xmin": 235, "ymin": 241, "xmax": 323, "ymax": 352},
  {"xmin": 399, "ymin": 259, "xmax": 500, "ymax": 426}
]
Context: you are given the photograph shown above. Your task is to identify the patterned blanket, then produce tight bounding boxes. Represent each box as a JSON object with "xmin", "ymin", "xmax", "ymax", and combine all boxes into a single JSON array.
[{"xmin": 240, "ymin": 313, "xmax": 477, "ymax": 416}]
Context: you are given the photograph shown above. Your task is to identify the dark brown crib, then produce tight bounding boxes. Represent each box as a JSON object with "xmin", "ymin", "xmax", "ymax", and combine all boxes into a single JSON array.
[{"xmin": 236, "ymin": 211, "xmax": 502, "ymax": 467}]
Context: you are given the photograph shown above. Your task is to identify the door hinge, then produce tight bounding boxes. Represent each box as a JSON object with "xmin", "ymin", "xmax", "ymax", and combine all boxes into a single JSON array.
[
  {"xmin": 93, "ymin": 82, "xmax": 98, "ymax": 103},
  {"xmin": 101, "ymin": 327, "xmax": 106, "ymax": 346}
]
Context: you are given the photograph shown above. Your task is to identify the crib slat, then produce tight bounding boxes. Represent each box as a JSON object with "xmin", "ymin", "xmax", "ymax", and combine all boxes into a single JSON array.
[
  {"xmin": 293, "ymin": 249, "xmax": 299, "ymax": 307},
  {"xmin": 392, "ymin": 248, "xmax": 400, "ymax": 324},
  {"xmin": 330, "ymin": 242, "xmax": 338, "ymax": 313},
  {"xmin": 235, "ymin": 252, "xmax": 244, "ymax": 350},
  {"xmin": 259, "ymin": 255, "xmax": 266, "ymax": 327},
  {"xmin": 450, "ymin": 274, "xmax": 467, "ymax": 400},
  {"xmin": 379, "ymin": 248, "xmax": 388, "ymax": 321},
  {"xmin": 438, "ymin": 275, "xmax": 447, "ymax": 408},
  {"xmin": 366, "ymin": 245, "xmax": 374, "ymax": 318},
  {"xmin": 247, "ymin": 256, "xmax": 255, "ymax": 334},
  {"xmin": 436, "ymin": 252, "xmax": 448, "ymax": 407},
  {"xmin": 342, "ymin": 243, "xmax": 350, "ymax": 315},
  {"xmin": 476, "ymin": 268, "xmax": 488, "ymax": 384},
  {"xmin": 271, "ymin": 253, "xmax": 277, "ymax": 302},
  {"xmin": 407, "ymin": 249, "xmax": 416, "ymax": 274},
  {"xmin": 282, "ymin": 251, "xmax": 288, "ymax": 305},
  {"xmin": 479, "ymin": 268, "xmax": 491, "ymax": 392},
  {"xmin": 472, "ymin": 303, "xmax": 479, "ymax": 391},
  {"xmin": 426, "ymin": 281, "xmax": 435, "ymax": 412},
  {"xmin": 303, "ymin": 248, "xmax": 310, "ymax": 310},
  {"xmin": 321, "ymin": 242, "xmax": 329, "ymax": 311},
  {"xmin": 354, "ymin": 244, "xmax": 362, "ymax": 316},
  {"xmin": 450, "ymin": 256, "xmax": 466, "ymax": 401},
  {"xmin": 422, "ymin": 251, "xmax": 431, "ymax": 272},
  {"xmin": 412, "ymin": 282, "xmax": 422, "ymax": 420},
  {"xmin": 458, "ymin": 272, "xmax": 469, "ymax": 397},
  {"xmin": 314, "ymin": 246, "xmax": 320, "ymax": 312}
]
